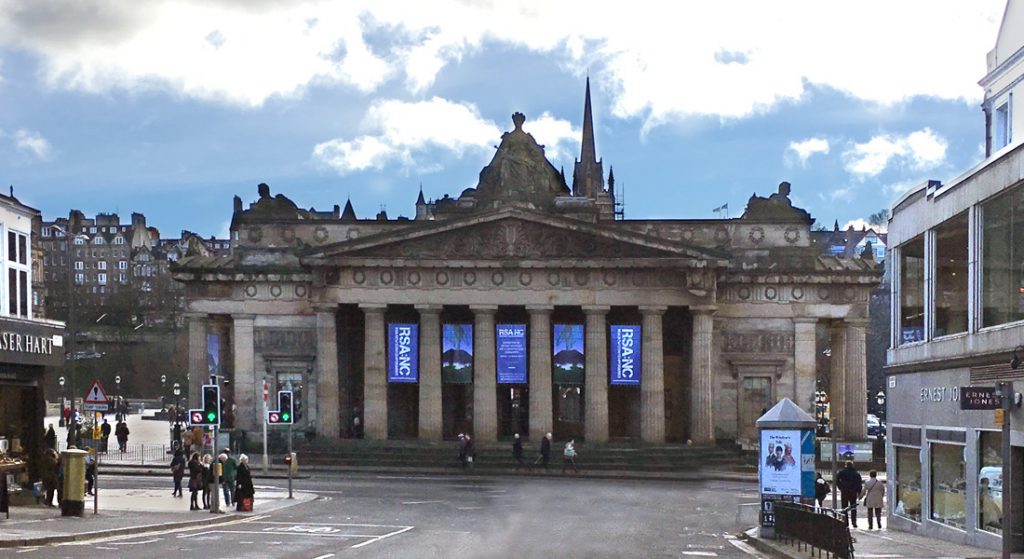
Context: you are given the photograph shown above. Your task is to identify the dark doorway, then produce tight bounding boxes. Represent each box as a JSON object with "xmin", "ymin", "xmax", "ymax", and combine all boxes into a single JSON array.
[
  {"xmin": 553, "ymin": 384, "xmax": 584, "ymax": 440},
  {"xmin": 443, "ymin": 384, "xmax": 473, "ymax": 439},
  {"xmin": 664, "ymin": 307, "xmax": 691, "ymax": 442},
  {"xmin": 387, "ymin": 383, "xmax": 418, "ymax": 439},
  {"xmin": 497, "ymin": 385, "xmax": 529, "ymax": 439},
  {"xmin": 338, "ymin": 304, "xmax": 364, "ymax": 438}
]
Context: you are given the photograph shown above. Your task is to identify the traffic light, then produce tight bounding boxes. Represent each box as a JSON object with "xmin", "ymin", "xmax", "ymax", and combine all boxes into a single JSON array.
[
  {"xmin": 189, "ymin": 384, "xmax": 221, "ymax": 426},
  {"xmin": 268, "ymin": 390, "xmax": 294, "ymax": 425}
]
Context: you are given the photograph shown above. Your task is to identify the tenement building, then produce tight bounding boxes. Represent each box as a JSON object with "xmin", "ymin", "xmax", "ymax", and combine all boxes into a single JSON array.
[{"xmin": 173, "ymin": 83, "xmax": 878, "ymax": 446}]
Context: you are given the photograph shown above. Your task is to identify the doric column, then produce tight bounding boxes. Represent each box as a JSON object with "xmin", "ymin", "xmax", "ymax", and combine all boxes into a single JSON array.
[
  {"xmin": 185, "ymin": 313, "xmax": 207, "ymax": 408},
  {"xmin": 231, "ymin": 314, "xmax": 256, "ymax": 431},
  {"xmin": 793, "ymin": 318, "xmax": 818, "ymax": 414},
  {"xmin": 416, "ymin": 304, "xmax": 443, "ymax": 441},
  {"xmin": 689, "ymin": 306, "xmax": 716, "ymax": 445},
  {"xmin": 472, "ymin": 305, "xmax": 498, "ymax": 442},
  {"xmin": 640, "ymin": 305, "xmax": 667, "ymax": 444},
  {"xmin": 315, "ymin": 306, "xmax": 340, "ymax": 438},
  {"xmin": 843, "ymin": 319, "xmax": 869, "ymax": 440},
  {"xmin": 583, "ymin": 305, "xmax": 610, "ymax": 444},
  {"xmin": 528, "ymin": 305, "xmax": 554, "ymax": 440},
  {"xmin": 828, "ymin": 321, "xmax": 847, "ymax": 439},
  {"xmin": 361, "ymin": 304, "xmax": 388, "ymax": 440}
]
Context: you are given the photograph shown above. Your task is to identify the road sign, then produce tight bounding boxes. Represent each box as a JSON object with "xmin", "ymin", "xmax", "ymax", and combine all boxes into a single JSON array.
[
  {"xmin": 82, "ymin": 380, "xmax": 109, "ymax": 412},
  {"xmin": 269, "ymin": 412, "xmax": 280, "ymax": 423},
  {"xmin": 191, "ymin": 411, "xmax": 204, "ymax": 424}
]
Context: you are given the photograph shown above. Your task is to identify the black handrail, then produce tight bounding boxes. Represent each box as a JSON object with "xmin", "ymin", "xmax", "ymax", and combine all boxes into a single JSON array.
[{"xmin": 775, "ymin": 502, "xmax": 855, "ymax": 559}]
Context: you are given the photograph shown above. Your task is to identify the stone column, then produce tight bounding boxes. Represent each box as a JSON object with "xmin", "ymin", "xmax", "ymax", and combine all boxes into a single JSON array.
[
  {"xmin": 640, "ymin": 305, "xmax": 667, "ymax": 444},
  {"xmin": 472, "ymin": 305, "xmax": 498, "ymax": 442},
  {"xmin": 828, "ymin": 321, "xmax": 847, "ymax": 439},
  {"xmin": 416, "ymin": 304, "xmax": 443, "ymax": 441},
  {"xmin": 361, "ymin": 304, "xmax": 388, "ymax": 440},
  {"xmin": 843, "ymin": 319, "xmax": 869, "ymax": 440},
  {"xmin": 185, "ymin": 313, "xmax": 207, "ymax": 408},
  {"xmin": 315, "ymin": 306, "xmax": 340, "ymax": 438},
  {"xmin": 528, "ymin": 305, "xmax": 554, "ymax": 440},
  {"xmin": 583, "ymin": 305, "xmax": 610, "ymax": 444},
  {"xmin": 231, "ymin": 314, "xmax": 256, "ymax": 431},
  {"xmin": 689, "ymin": 306, "xmax": 716, "ymax": 445},
  {"xmin": 793, "ymin": 318, "xmax": 818, "ymax": 414}
]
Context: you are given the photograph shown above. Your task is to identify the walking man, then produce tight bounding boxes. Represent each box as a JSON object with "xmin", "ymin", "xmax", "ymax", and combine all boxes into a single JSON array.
[
  {"xmin": 100, "ymin": 418, "xmax": 111, "ymax": 453},
  {"xmin": 512, "ymin": 433, "xmax": 525, "ymax": 470},
  {"xmin": 861, "ymin": 470, "xmax": 886, "ymax": 529},
  {"xmin": 115, "ymin": 419, "xmax": 130, "ymax": 454},
  {"xmin": 535, "ymin": 432, "xmax": 552, "ymax": 469},
  {"xmin": 220, "ymin": 448, "xmax": 238, "ymax": 507},
  {"xmin": 44, "ymin": 424, "xmax": 56, "ymax": 450},
  {"xmin": 836, "ymin": 461, "xmax": 864, "ymax": 528}
]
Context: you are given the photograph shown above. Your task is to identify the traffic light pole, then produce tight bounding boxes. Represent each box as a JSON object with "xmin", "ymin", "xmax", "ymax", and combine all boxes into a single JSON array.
[
  {"xmin": 287, "ymin": 423, "xmax": 293, "ymax": 499},
  {"xmin": 262, "ymin": 398, "xmax": 269, "ymax": 474},
  {"xmin": 211, "ymin": 423, "xmax": 221, "ymax": 514}
]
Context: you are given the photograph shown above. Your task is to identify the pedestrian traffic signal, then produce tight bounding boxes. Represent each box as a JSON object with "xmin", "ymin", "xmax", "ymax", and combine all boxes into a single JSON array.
[
  {"xmin": 189, "ymin": 384, "xmax": 221, "ymax": 426},
  {"xmin": 268, "ymin": 390, "xmax": 294, "ymax": 425}
]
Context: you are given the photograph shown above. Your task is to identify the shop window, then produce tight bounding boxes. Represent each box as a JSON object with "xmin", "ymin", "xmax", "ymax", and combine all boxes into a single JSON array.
[
  {"xmin": 896, "ymin": 446, "xmax": 922, "ymax": 521},
  {"xmin": 899, "ymin": 236, "xmax": 925, "ymax": 344},
  {"xmin": 979, "ymin": 431, "xmax": 1003, "ymax": 534},
  {"xmin": 931, "ymin": 442, "xmax": 966, "ymax": 530},
  {"xmin": 934, "ymin": 212, "xmax": 969, "ymax": 336},
  {"xmin": 995, "ymin": 100, "xmax": 1011, "ymax": 151},
  {"xmin": 982, "ymin": 183, "xmax": 1024, "ymax": 327}
]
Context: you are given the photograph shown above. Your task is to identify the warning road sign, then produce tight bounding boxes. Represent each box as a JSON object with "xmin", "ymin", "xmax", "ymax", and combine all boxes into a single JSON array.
[{"xmin": 82, "ymin": 380, "xmax": 109, "ymax": 411}]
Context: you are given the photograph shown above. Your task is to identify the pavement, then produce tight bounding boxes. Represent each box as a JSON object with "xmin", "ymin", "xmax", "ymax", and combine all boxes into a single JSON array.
[{"xmin": 0, "ymin": 487, "xmax": 315, "ymax": 548}]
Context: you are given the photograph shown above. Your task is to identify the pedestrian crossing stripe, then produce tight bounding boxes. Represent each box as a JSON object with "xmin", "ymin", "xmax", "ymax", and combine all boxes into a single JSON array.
[{"xmin": 84, "ymin": 380, "xmax": 109, "ymax": 404}]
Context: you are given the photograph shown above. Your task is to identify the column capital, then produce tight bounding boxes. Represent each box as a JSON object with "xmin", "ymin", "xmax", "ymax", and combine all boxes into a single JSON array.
[
  {"xmin": 793, "ymin": 317, "xmax": 819, "ymax": 325},
  {"xmin": 230, "ymin": 313, "xmax": 255, "ymax": 321},
  {"xmin": 526, "ymin": 304, "xmax": 554, "ymax": 314},
  {"xmin": 639, "ymin": 305, "xmax": 668, "ymax": 316},
  {"xmin": 582, "ymin": 305, "xmax": 611, "ymax": 315},
  {"xmin": 689, "ymin": 305, "xmax": 717, "ymax": 315},
  {"xmin": 359, "ymin": 303, "xmax": 387, "ymax": 313},
  {"xmin": 414, "ymin": 304, "xmax": 443, "ymax": 314},
  {"xmin": 469, "ymin": 304, "xmax": 499, "ymax": 314}
]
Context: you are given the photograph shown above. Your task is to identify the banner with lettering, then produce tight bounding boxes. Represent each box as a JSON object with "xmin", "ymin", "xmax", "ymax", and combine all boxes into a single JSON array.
[
  {"xmin": 552, "ymin": 324, "xmax": 585, "ymax": 385},
  {"xmin": 609, "ymin": 325, "xmax": 641, "ymax": 386},
  {"xmin": 496, "ymin": 323, "xmax": 527, "ymax": 384},
  {"xmin": 442, "ymin": 324, "xmax": 473, "ymax": 384},
  {"xmin": 387, "ymin": 323, "xmax": 418, "ymax": 383}
]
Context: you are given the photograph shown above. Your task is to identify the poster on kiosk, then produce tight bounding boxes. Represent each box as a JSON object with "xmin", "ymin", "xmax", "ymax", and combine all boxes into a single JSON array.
[{"xmin": 755, "ymin": 397, "xmax": 817, "ymax": 538}]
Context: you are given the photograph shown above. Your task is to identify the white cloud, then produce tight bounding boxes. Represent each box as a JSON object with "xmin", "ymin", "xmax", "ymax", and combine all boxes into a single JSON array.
[
  {"xmin": 12, "ymin": 129, "xmax": 53, "ymax": 160},
  {"xmin": 843, "ymin": 128, "xmax": 948, "ymax": 178},
  {"xmin": 842, "ymin": 218, "xmax": 874, "ymax": 231},
  {"xmin": 312, "ymin": 98, "xmax": 578, "ymax": 176},
  {"xmin": 786, "ymin": 137, "xmax": 830, "ymax": 166},
  {"xmin": 0, "ymin": 0, "xmax": 1004, "ymax": 121}
]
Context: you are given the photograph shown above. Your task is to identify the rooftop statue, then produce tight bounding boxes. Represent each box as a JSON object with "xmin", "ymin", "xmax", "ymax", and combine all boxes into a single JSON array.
[
  {"xmin": 473, "ymin": 112, "xmax": 570, "ymax": 209},
  {"xmin": 742, "ymin": 181, "xmax": 813, "ymax": 223}
]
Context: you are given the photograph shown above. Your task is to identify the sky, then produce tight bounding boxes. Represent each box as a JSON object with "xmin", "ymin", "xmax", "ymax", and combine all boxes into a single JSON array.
[{"xmin": 0, "ymin": 0, "xmax": 1008, "ymax": 238}]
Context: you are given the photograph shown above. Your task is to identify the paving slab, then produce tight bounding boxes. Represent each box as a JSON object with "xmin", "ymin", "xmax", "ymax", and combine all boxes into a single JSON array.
[{"xmin": 743, "ymin": 526, "xmax": 999, "ymax": 559}]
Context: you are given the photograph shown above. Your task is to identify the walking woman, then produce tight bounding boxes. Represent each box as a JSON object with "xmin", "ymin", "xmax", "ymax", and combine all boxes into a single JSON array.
[
  {"xmin": 234, "ymin": 454, "xmax": 255, "ymax": 512},
  {"xmin": 187, "ymin": 452, "xmax": 202, "ymax": 510},
  {"xmin": 170, "ymin": 449, "xmax": 186, "ymax": 498}
]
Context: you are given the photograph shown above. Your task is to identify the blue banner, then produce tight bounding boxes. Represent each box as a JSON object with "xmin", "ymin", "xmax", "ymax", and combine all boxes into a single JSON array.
[
  {"xmin": 496, "ymin": 323, "xmax": 527, "ymax": 384},
  {"xmin": 553, "ymin": 324, "xmax": 585, "ymax": 385},
  {"xmin": 442, "ymin": 324, "xmax": 473, "ymax": 384},
  {"xmin": 387, "ymin": 323, "xmax": 418, "ymax": 383},
  {"xmin": 609, "ymin": 325, "xmax": 641, "ymax": 385}
]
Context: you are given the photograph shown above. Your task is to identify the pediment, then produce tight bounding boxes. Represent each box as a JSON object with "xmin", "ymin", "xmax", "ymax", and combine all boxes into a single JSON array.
[{"xmin": 303, "ymin": 208, "xmax": 727, "ymax": 265}]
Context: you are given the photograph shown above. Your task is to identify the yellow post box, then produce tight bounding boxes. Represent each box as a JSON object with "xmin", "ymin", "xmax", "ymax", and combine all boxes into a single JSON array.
[{"xmin": 60, "ymin": 448, "xmax": 88, "ymax": 517}]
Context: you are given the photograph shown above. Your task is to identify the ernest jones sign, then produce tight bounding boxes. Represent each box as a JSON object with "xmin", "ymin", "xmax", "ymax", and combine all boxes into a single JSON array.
[{"xmin": 960, "ymin": 386, "xmax": 1001, "ymax": 410}]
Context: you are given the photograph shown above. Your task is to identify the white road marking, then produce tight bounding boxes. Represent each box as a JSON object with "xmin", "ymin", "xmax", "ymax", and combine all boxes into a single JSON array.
[
  {"xmin": 457, "ymin": 506, "xmax": 483, "ymax": 510},
  {"xmin": 859, "ymin": 555, "xmax": 903, "ymax": 558},
  {"xmin": 350, "ymin": 526, "xmax": 415, "ymax": 549},
  {"xmin": 16, "ymin": 548, "xmax": 40, "ymax": 553},
  {"xmin": 376, "ymin": 475, "xmax": 446, "ymax": 480},
  {"xmin": 111, "ymin": 538, "xmax": 161, "ymax": 545},
  {"xmin": 312, "ymin": 554, "xmax": 335, "ymax": 559},
  {"xmin": 728, "ymin": 539, "xmax": 768, "ymax": 558},
  {"xmin": 402, "ymin": 500, "xmax": 444, "ymax": 505},
  {"xmin": 681, "ymin": 552, "xmax": 718, "ymax": 557}
]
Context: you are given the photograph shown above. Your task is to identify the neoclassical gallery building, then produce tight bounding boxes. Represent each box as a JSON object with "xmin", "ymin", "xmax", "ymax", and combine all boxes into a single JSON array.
[{"xmin": 173, "ymin": 84, "xmax": 879, "ymax": 446}]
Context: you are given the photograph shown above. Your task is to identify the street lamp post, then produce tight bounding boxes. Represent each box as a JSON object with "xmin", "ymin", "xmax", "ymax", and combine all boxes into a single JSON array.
[
  {"xmin": 876, "ymin": 391, "xmax": 886, "ymax": 421},
  {"xmin": 160, "ymin": 374, "xmax": 167, "ymax": 411},
  {"xmin": 58, "ymin": 376, "xmax": 66, "ymax": 427},
  {"xmin": 173, "ymin": 382, "xmax": 181, "ymax": 425},
  {"xmin": 114, "ymin": 375, "xmax": 122, "ymax": 420}
]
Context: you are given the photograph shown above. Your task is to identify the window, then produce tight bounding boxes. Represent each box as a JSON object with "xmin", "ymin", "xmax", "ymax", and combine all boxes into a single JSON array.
[
  {"xmin": 119, "ymin": 273, "xmax": 127, "ymax": 283},
  {"xmin": 74, "ymin": 273, "xmax": 84, "ymax": 285},
  {"xmin": 42, "ymin": 228, "xmax": 50, "ymax": 238},
  {"xmin": 74, "ymin": 261, "xmax": 84, "ymax": 270},
  {"xmin": 931, "ymin": 442, "xmax": 966, "ymax": 530},
  {"xmin": 114, "ymin": 236, "xmax": 125, "ymax": 245},
  {"xmin": 895, "ymin": 446, "xmax": 922, "ymax": 522},
  {"xmin": 934, "ymin": 213, "xmax": 969, "ymax": 336},
  {"xmin": 118, "ymin": 261, "xmax": 127, "ymax": 270},
  {"xmin": 979, "ymin": 432, "xmax": 1003, "ymax": 534},
  {"xmin": 995, "ymin": 100, "xmax": 1011, "ymax": 151},
  {"xmin": 89, "ymin": 227, "xmax": 96, "ymax": 234},
  {"xmin": 5, "ymin": 230, "xmax": 30, "ymax": 318},
  {"xmin": 73, "ymin": 236, "xmax": 85, "ymax": 245},
  {"xmin": 97, "ymin": 273, "xmax": 107, "ymax": 285},
  {"xmin": 982, "ymin": 183, "xmax": 1024, "ymax": 327},
  {"xmin": 94, "ymin": 236, "xmax": 104, "ymax": 245},
  {"xmin": 98, "ymin": 261, "xmax": 107, "ymax": 270},
  {"xmin": 899, "ymin": 236, "xmax": 925, "ymax": 344}
]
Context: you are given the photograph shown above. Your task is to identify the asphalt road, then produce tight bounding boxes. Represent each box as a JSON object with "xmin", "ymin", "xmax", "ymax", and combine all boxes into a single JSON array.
[{"xmin": 18, "ymin": 473, "xmax": 766, "ymax": 559}]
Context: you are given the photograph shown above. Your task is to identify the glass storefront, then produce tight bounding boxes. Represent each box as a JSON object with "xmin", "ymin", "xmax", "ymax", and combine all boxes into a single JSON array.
[
  {"xmin": 931, "ymin": 443, "xmax": 967, "ymax": 530},
  {"xmin": 899, "ymin": 236, "xmax": 925, "ymax": 344},
  {"xmin": 934, "ymin": 212, "xmax": 969, "ymax": 336},
  {"xmin": 979, "ymin": 431, "xmax": 1003, "ymax": 534},
  {"xmin": 896, "ymin": 446, "xmax": 922, "ymax": 522},
  {"xmin": 982, "ymin": 182, "xmax": 1024, "ymax": 327}
]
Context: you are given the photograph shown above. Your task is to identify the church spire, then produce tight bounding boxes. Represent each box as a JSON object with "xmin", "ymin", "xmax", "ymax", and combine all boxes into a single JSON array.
[
  {"xmin": 572, "ymin": 77, "xmax": 604, "ymax": 199},
  {"xmin": 341, "ymin": 197, "xmax": 357, "ymax": 221},
  {"xmin": 580, "ymin": 76, "xmax": 597, "ymax": 166}
]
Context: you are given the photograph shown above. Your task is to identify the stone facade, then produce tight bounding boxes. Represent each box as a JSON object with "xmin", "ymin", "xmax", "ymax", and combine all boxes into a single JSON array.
[{"xmin": 172, "ymin": 84, "xmax": 879, "ymax": 445}]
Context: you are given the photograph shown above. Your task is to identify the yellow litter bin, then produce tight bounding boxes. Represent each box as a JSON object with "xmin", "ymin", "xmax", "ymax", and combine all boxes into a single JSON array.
[{"xmin": 61, "ymin": 449, "xmax": 88, "ymax": 517}]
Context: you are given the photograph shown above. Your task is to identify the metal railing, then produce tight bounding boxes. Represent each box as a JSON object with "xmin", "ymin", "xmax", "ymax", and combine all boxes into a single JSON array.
[
  {"xmin": 775, "ymin": 502, "xmax": 855, "ymax": 559},
  {"xmin": 56, "ymin": 441, "xmax": 180, "ymax": 466}
]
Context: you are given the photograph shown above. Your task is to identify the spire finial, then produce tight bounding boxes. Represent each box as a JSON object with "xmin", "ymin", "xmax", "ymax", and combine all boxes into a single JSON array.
[{"xmin": 580, "ymin": 77, "xmax": 596, "ymax": 164}]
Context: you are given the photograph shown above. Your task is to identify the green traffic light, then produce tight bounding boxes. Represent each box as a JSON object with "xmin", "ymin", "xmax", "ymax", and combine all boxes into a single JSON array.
[
  {"xmin": 282, "ymin": 413, "xmax": 290, "ymax": 421},
  {"xmin": 207, "ymin": 412, "xmax": 216, "ymax": 422}
]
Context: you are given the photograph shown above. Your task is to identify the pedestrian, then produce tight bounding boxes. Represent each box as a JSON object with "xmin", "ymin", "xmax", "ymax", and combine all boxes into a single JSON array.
[
  {"xmin": 182, "ymin": 429, "xmax": 193, "ymax": 454},
  {"xmin": 512, "ymin": 433, "xmax": 525, "ymax": 470},
  {"xmin": 44, "ymin": 424, "xmax": 57, "ymax": 450},
  {"xmin": 235, "ymin": 454, "xmax": 254, "ymax": 512},
  {"xmin": 40, "ymin": 448, "xmax": 59, "ymax": 507},
  {"xmin": 191, "ymin": 425, "xmax": 203, "ymax": 454},
  {"xmin": 201, "ymin": 454, "xmax": 213, "ymax": 509},
  {"xmin": 562, "ymin": 439, "xmax": 579, "ymax": 474},
  {"xmin": 170, "ymin": 449, "xmax": 186, "ymax": 497},
  {"xmin": 464, "ymin": 434, "xmax": 474, "ymax": 468},
  {"xmin": 836, "ymin": 461, "xmax": 863, "ymax": 528},
  {"xmin": 55, "ymin": 451, "xmax": 64, "ymax": 507},
  {"xmin": 220, "ymin": 448, "xmax": 237, "ymax": 507},
  {"xmin": 352, "ymin": 407, "xmax": 363, "ymax": 439},
  {"xmin": 115, "ymin": 419, "xmax": 129, "ymax": 453},
  {"xmin": 62, "ymin": 406, "xmax": 71, "ymax": 427},
  {"xmin": 100, "ymin": 418, "xmax": 111, "ymax": 453},
  {"xmin": 814, "ymin": 473, "xmax": 831, "ymax": 511},
  {"xmin": 65, "ymin": 420, "xmax": 76, "ymax": 448},
  {"xmin": 861, "ymin": 470, "xmax": 886, "ymax": 530},
  {"xmin": 188, "ymin": 452, "xmax": 202, "ymax": 510},
  {"xmin": 457, "ymin": 433, "xmax": 467, "ymax": 467},
  {"xmin": 172, "ymin": 422, "xmax": 182, "ymax": 448},
  {"xmin": 534, "ymin": 432, "xmax": 552, "ymax": 469},
  {"xmin": 84, "ymin": 452, "xmax": 95, "ymax": 496}
]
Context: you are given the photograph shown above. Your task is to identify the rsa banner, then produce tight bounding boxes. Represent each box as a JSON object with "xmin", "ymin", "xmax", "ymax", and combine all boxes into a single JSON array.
[
  {"xmin": 609, "ymin": 325, "xmax": 641, "ymax": 386},
  {"xmin": 388, "ymin": 323, "xmax": 418, "ymax": 383},
  {"xmin": 496, "ymin": 324, "xmax": 527, "ymax": 384}
]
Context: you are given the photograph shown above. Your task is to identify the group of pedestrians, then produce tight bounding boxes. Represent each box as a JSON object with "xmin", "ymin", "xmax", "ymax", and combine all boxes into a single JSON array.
[
  {"xmin": 172, "ymin": 447, "xmax": 254, "ymax": 512},
  {"xmin": 457, "ymin": 432, "xmax": 580, "ymax": 473},
  {"xmin": 815, "ymin": 461, "xmax": 887, "ymax": 530}
]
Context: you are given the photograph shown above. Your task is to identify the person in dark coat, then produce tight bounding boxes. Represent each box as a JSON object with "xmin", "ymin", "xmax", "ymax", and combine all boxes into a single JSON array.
[
  {"xmin": 814, "ymin": 473, "xmax": 831, "ymax": 510},
  {"xmin": 457, "ymin": 433, "xmax": 467, "ymax": 468},
  {"xmin": 100, "ymin": 419, "xmax": 111, "ymax": 453},
  {"xmin": 201, "ymin": 454, "xmax": 213, "ymax": 509},
  {"xmin": 234, "ymin": 454, "xmax": 254, "ymax": 511},
  {"xmin": 187, "ymin": 452, "xmax": 202, "ymax": 510},
  {"xmin": 535, "ymin": 432, "xmax": 551, "ymax": 469},
  {"xmin": 172, "ymin": 422, "xmax": 182, "ymax": 448},
  {"xmin": 66, "ymin": 421, "xmax": 77, "ymax": 447},
  {"xmin": 44, "ymin": 424, "xmax": 57, "ymax": 450},
  {"xmin": 40, "ymin": 449, "xmax": 59, "ymax": 507},
  {"xmin": 170, "ymin": 449, "xmax": 186, "ymax": 497},
  {"xmin": 512, "ymin": 433, "xmax": 525, "ymax": 470},
  {"xmin": 463, "ymin": 435, "xmax": 474, "ymax": 468},
  {"xmin": 836, "ymin": 461, "xmax": 864, "ymax": 527},
  {"xmin": 115, "ymin": 420, "xmax": 129, "ymax": 453}
]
